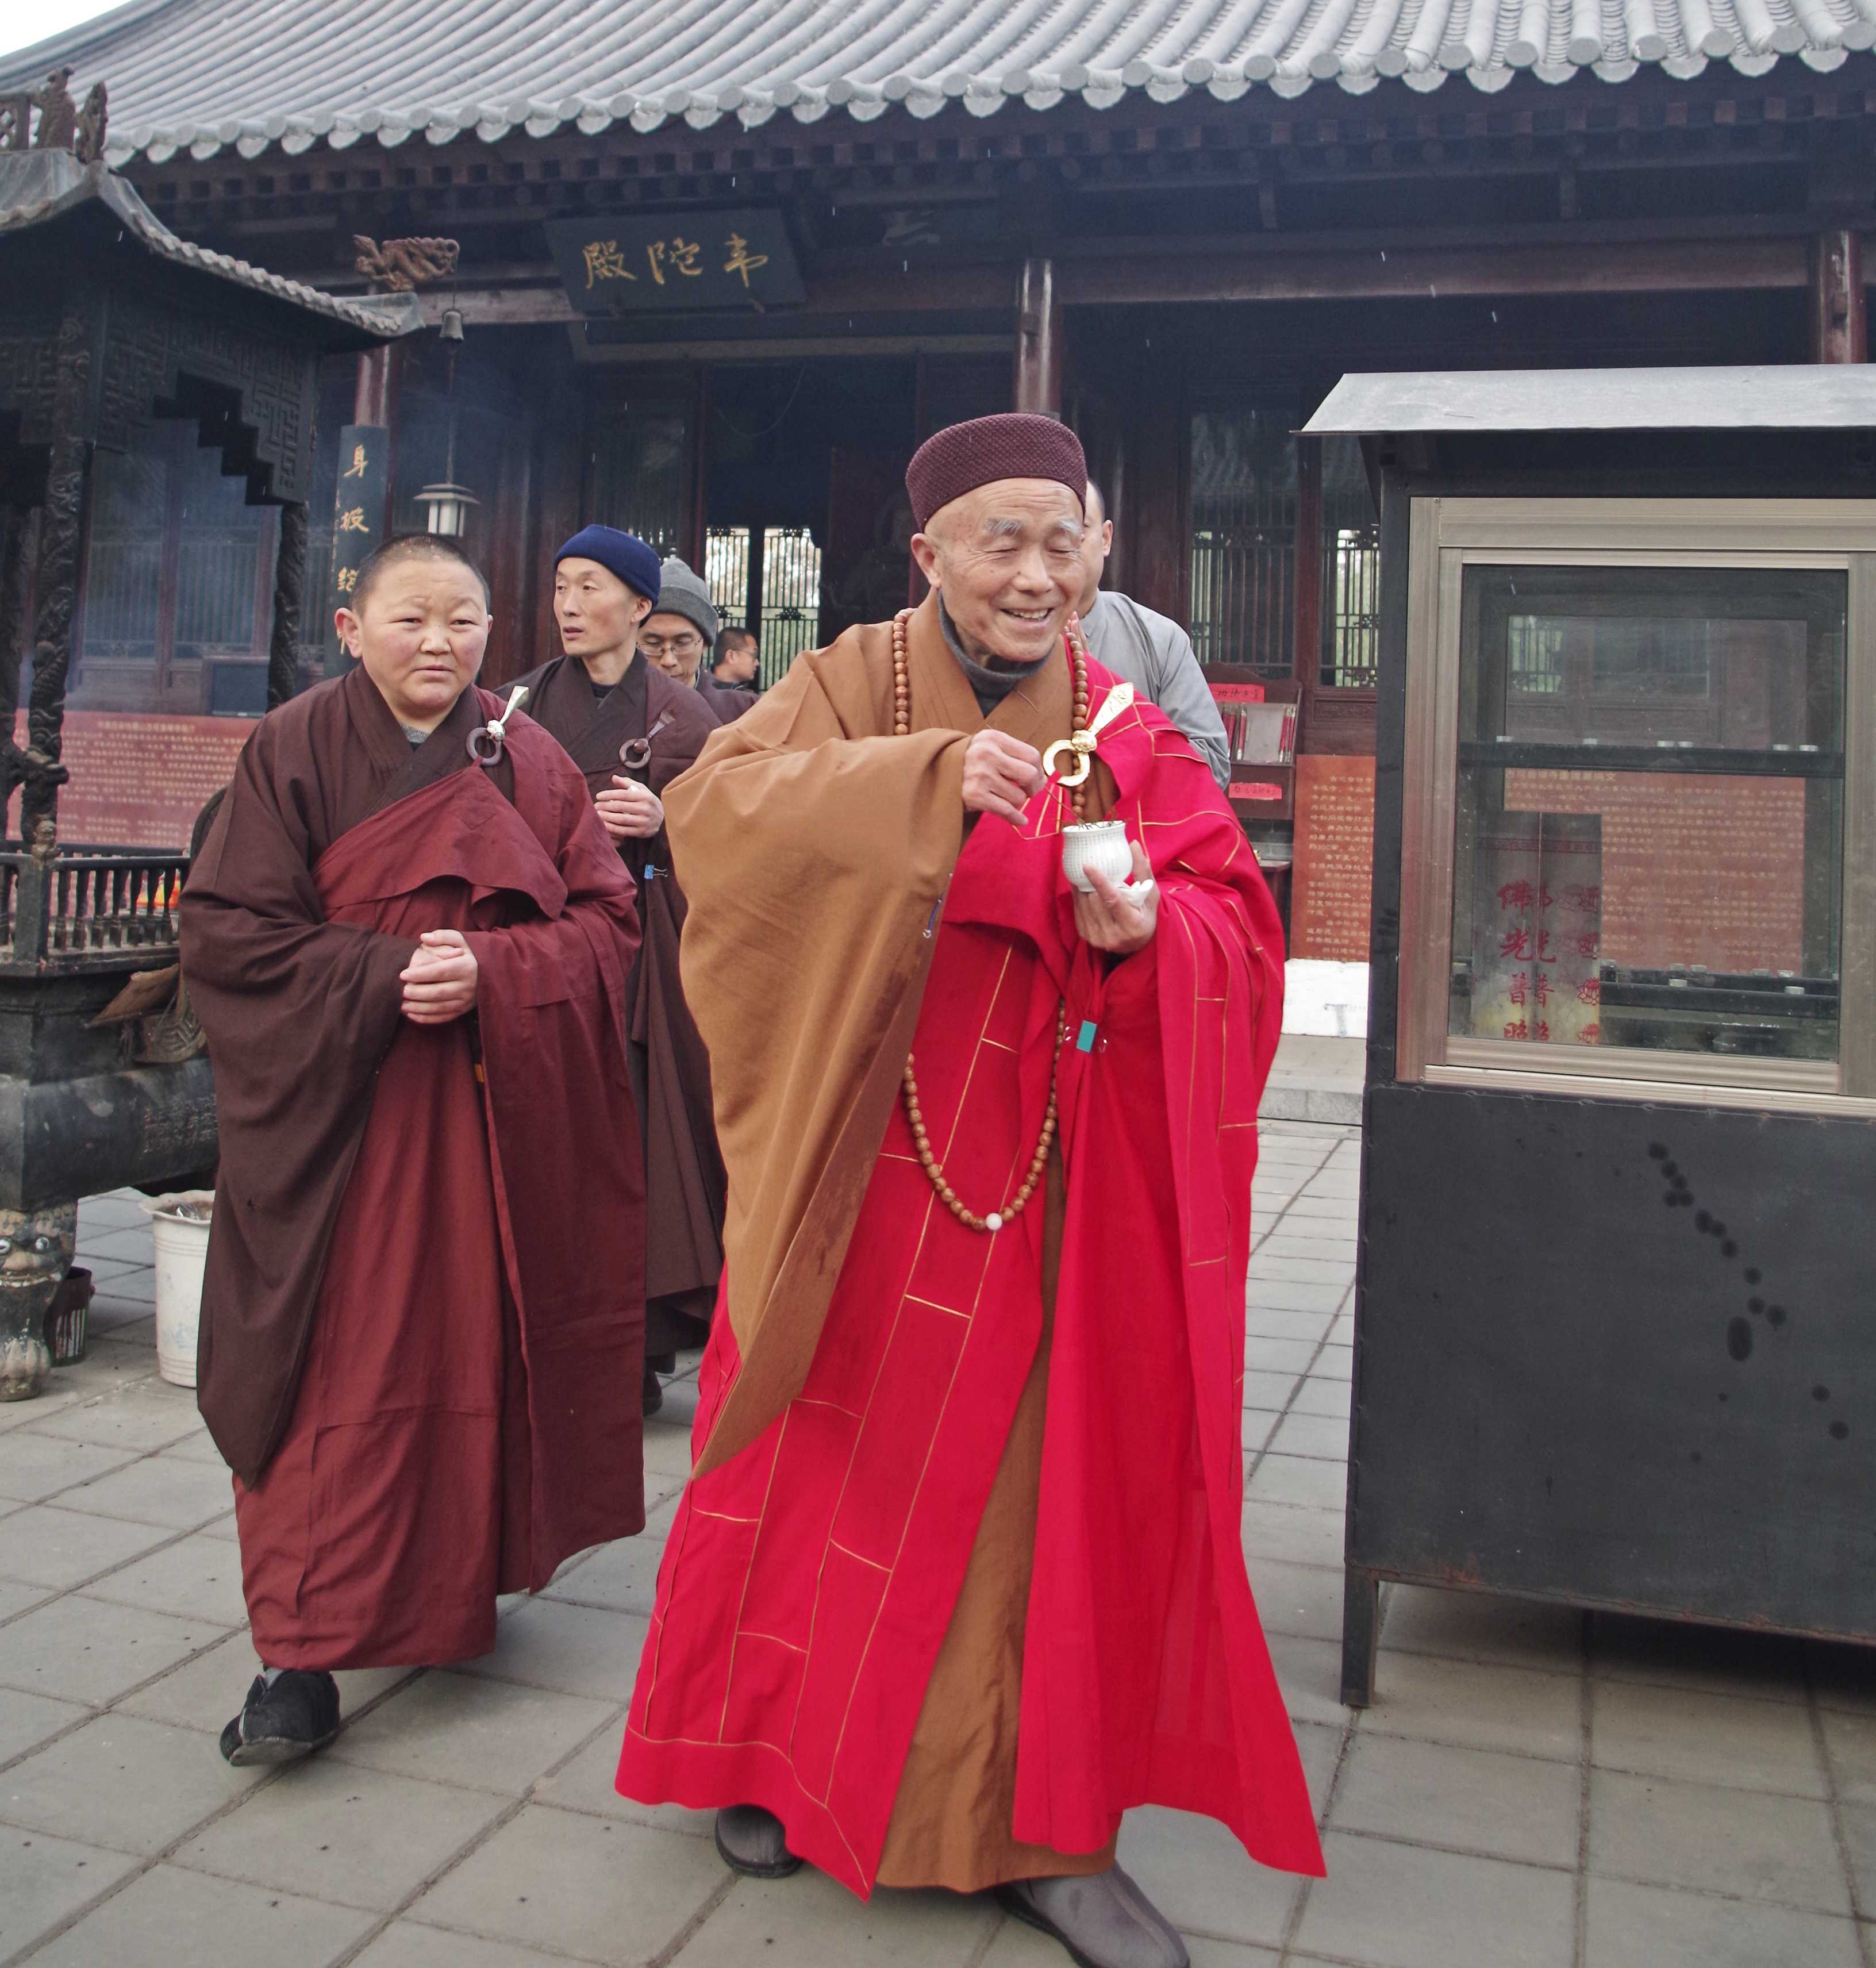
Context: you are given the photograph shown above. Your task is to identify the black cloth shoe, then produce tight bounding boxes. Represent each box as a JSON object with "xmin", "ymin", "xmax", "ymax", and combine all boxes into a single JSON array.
[
  {"xmin": 219, "ymin": 1670, "xmax": 340, "ymax": 1767},
  {"xmin": 642, "ymin": 1363, "xmax": 665, "ymax": 1416},
  {"xmin": 996, "ymin": 1866, "xmax": 1190, "ymax": 1968},
  {"xmin": 714, "ymin": 1804, "xmax": 802, "ymax": 1878}
]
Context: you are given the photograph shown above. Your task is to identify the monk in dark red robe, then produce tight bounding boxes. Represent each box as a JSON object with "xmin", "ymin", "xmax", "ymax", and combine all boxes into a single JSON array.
[
  {"xmin": 183, "ymin": 534, "xmax": 646, "ymax": 1767},
  {"xmin": 515, "ymin": 527, "xmax": 726, "ymax": 1411},
  {"xmin": 617, "ymin": 417, "xmax": 1321, "ymax": 1968}
]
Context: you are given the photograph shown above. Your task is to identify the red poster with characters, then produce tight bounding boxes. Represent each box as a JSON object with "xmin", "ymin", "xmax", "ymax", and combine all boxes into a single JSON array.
[{"xmin": 1468, "ymin": 810, "xmax": 1602, "ymax": 1047}]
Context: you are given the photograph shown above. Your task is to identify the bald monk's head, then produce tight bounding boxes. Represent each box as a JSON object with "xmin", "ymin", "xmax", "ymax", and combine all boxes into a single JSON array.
[{"xmin": 336, "ymin": 534, "xmax": 492, "ymax": 734}]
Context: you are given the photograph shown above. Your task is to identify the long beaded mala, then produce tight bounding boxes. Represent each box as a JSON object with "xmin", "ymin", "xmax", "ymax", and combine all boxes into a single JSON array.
[{"xmin": 891, "ymin": 608, "xmax": 1087, "ymax": 1234}]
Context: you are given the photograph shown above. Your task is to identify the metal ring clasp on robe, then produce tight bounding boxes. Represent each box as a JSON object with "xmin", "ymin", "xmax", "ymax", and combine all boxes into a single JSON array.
[
  {"xmin": 467, "ymin": 685, "xmax": 530, "ymax": 766},
  {"xmin": 1041, "ymin": 681, "xmax": 1138, "ymax": 791}
]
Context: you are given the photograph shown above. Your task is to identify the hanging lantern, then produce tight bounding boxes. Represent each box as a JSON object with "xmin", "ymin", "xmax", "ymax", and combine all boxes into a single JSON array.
[{"xmin": 414, "ymin": 482, "xmax": 479, "ymax": 536}]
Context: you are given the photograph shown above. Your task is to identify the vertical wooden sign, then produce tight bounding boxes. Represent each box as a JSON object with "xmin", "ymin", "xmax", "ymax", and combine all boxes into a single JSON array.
[{"xmin": 330, "ymin": 425, "xmax": 389, "ymax": 663}]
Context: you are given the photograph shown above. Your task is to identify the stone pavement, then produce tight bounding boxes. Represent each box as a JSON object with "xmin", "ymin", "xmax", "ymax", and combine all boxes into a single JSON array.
[{"xmin": 2, "ymin": 1131, "xmax": 1874, "ymax": 1966}]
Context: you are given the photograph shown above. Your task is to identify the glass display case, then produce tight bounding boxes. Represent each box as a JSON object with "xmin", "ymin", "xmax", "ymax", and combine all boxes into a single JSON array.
[{"xmin": 1396, "ymin": 502, "xmax": 1876, "ymax": 1112}]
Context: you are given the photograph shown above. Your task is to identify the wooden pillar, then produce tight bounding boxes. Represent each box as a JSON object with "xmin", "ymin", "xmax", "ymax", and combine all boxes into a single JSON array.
[
  {"xmin": 1014, "ymin": 257, "xmax": 1063, "ymax": 417},
  {"xmin": 744, "ymin": 523, "xmax": 766, "ymax": 644},
  {"xmin": 1809, "ymin": 230, "xmax": 1866, "ymax": 364},
  {"xmin": 22, "ymin": 305, "xmax": 90, "ymax": 847},
  {"xmin": 266, "ymin": 501, "xmax": 309, "ymax": 709}
]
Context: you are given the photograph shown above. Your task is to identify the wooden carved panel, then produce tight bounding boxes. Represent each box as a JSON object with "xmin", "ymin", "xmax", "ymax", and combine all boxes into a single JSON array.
[{"xmin": 97, "ymin": 295, "xmax": 321, "ymax": 502}]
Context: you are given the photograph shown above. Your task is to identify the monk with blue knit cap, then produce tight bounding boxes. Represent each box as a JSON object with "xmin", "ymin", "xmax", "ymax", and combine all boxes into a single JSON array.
[{"xmin": 515, "ymin": 527, "xmax": 727, "ymax": 1414}]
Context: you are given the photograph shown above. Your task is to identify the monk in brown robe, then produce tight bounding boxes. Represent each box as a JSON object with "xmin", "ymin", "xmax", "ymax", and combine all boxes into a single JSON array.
[
  {"xmin": 183, "ymin": 533, "xmax": 647, "ymax": 1767},
  {"xmin": 643, "ymin": 555, "xmax": 756, "ymax": 723},
  {"xmin": 514, "ymin": 526, "xmax": 726, "ymax": 1412},
  {"xmin": 617, "ymin": 418, "xmax": 1321, "ymax": 1968}
]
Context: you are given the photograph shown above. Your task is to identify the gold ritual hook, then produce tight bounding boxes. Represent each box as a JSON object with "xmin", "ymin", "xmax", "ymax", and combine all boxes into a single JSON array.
[{"xmin": 1042, "ymin": 681, "xmax": 1137, "ymax": 789}]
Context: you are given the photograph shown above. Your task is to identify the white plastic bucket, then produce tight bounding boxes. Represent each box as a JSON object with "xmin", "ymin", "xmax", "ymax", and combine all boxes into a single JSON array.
[{"xmin": 140, "ymin": 1191, "xmax": 213, "ymax": 1389}]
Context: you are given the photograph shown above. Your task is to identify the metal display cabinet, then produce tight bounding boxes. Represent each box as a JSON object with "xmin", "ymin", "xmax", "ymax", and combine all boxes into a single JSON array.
[{"xmin": 1304, "ymin": 367, "xmax": 1876, "ymax": 1705}]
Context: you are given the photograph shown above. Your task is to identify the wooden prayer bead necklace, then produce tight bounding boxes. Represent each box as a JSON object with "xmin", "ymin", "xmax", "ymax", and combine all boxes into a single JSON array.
[{"xmin": 891, "ymin": 608, "xmax": 1087, "ymax": 1235}]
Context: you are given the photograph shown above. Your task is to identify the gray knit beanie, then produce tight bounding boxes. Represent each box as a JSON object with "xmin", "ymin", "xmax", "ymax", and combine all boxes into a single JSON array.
[{"xmin": 653, "ymin": 556, "xmax": 720, "ymax": 648}]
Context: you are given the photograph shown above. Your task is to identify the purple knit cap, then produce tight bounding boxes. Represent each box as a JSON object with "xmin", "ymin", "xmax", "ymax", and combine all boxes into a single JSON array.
[{"xmin": 905, "ymin": 414, "xmax": 1087, "ymax": 530}]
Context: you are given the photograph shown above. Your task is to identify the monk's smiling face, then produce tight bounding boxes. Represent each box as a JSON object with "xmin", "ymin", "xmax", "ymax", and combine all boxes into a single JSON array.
[
  {"xmin": 910, "ymin": 478, "xmax": 1085, "ymax": 668},
  {"xmin": 338, "ymin": 552, "xmax": 490, "ymax": 732}
]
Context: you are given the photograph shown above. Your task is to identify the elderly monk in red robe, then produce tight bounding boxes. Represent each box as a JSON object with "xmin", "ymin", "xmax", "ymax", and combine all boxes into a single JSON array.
[
  {"xmin": 183, "ymin": 533, "xmax": 647, "ymax": 1769},
  {"xmin": 514, "ymin": 527, "xmax": 725, "ymax": 1415},
  {"xmin": 617, "ymin": 417, "xmax": 1323, "ymax": 1968}
]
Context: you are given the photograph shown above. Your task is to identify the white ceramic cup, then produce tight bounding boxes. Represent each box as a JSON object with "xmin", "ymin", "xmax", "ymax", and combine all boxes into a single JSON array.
[{"xmin": 1062, "ymin": 820, "xmax": 1135, "ymax": 893}]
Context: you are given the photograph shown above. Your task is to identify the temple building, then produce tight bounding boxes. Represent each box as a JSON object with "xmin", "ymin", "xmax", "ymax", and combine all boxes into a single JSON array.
[{"xmin": 3, "ymin": 0, "xmax": 1871, "ymax": 959}]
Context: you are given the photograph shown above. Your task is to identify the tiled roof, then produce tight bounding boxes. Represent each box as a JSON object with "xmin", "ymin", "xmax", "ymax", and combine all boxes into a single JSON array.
[
  {"xmin": 1, "ymin": 0, "xmax": 1866, "ymax": 168},
  {"xmin": 0, "ymin": 148, "xmax": 417, "ymax": 336}
]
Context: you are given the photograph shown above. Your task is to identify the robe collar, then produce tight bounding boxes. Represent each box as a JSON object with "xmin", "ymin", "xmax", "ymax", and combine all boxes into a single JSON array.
[{"xmin": 902, "ymin": 587, "xmax": 1072, "ymax": 759}]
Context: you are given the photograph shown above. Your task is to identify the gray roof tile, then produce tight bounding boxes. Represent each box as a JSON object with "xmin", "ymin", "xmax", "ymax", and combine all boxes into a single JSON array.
[{"xmin": 1, "ymin": 0, "xmax": 1866, "ymax": 167}]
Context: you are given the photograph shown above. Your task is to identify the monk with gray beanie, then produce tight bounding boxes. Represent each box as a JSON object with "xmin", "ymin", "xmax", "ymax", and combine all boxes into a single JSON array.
[{"xmin": 643, "ymin": 557, "xmax": 754, "ymax": 724}]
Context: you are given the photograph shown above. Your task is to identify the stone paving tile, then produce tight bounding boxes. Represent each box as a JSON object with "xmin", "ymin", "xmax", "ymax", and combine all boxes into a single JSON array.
[
  {"xmin": 0, "ymin": 1502, "xmax": 176, "ymax": 1589},
  {"xmin": 1266, "ymin": 1410, "xmax": 1350, "ymax": 1460},
  {"xmin": 1245, "ymin": 1555, "xmax": 1344, "ymax": 1643},
  {"xmin": 531, "ymin": 1724, "xmax": 713, "ymax": 1839},
  {"xmin": 328, "ymin": 1671, "xmax": 618, "ymax": 1796},
  {"xmin": 1113, "ymin": 1804, "xmax": 1304, "ymax": 1947},
  {"xmin": 1309, "ymin": 1344, "xmax": 1353, "ymax": 1382},
  {"xmin": 410, "ymin": 1804, "xmax": 728, "ymax": 1963},
  {"xmin": 0, "ymin": 1711, "xmax": 263, "ymax": 1854},
  {"xmin": 24, "ymin": 1382, "xmax": 202, "ymax": 1453},
  {"xmin": 0, "ymin": 1686, "xmax": 86, "ymax": 1766},
  {"xmin": 1244, "ymin": 1280, "xmax": 1348, "ymax": 1316},
  {"xmin": 1289, "ymin": 1375, "xmax": 1352, "ymax": 1420},
  {"xmin": 543, "ymin": 1497, "xmax": 682, "ymax": 1617},
  {"xmin": 1245, "ymin": 1452, "xmax": 1346, "ymax": 1510},
  {"xmin": 74, "ymin": 1224, "xmax": 160, "ymax": 1264},
  {"xmin": 1379, "ymin": 1585, "xmax": 1585, "ymax": 1675},
  {"xmin": 0, "ymin": 1432, "xmax": 140, "ymax": 1504},
  {"xmin": 0, "ymin": 1823, "xmax": 143, "ymax": 1958},
  {"xmin": 1294, "ymin": 1829, "xmax": 1575, "ymax": 1968},
  {"xmin": 461, "ymin": 1597, "xmax": 652, "ymax": 1702},
  {"xmin": 30, "ymin": 1861, "xmax": 378, "ymax": 1968},
  {"xmin": 156, "ymin": 1426, "xmax": 235, "ymax": 1469},
  {"xmin": 1581, "ymin": 1874, "xmax": 1863, "ymax": 1968},
  {"xmin": 177, "ymin": 1756, "xmax": 509, "ymax": 1913},
  {"xmin": 1266, "ymin": 1632, "xmax": 1349, "ymax": 1731},
  {"xmin": 0, "ymin": 1576, "xmax": 52, "ymax": 1620},
  {"xmin": 1331, "ymin": 1733, "xmax": 1580, "ymax": 1867},
  {"xmin": 355, "ymin": 1923, "xmax": 581, "ymax": 1968},
  {"xmin": 0, "ymin": 1592, "xmax": 230, "ymax": 1705},
  {"xmin": 84, "ymin": 1529, "xmax": 251, "ymax": 1625},
  {"xmin": 675, "ymin": 1868, "xmax": 997, "ymax": 1967},
  {"xmin": 1590, "ymin": 1679, "xmax": 1828, "ymax": 1798},
  {"xmin": 1241, "ymin": 1338, "xmax": 1320, "ymax": 1376},
  {"xmin": 1589, "ymin": 1610, "xmax": 1807, "ymax": 1703},
  {"xmin": 56, "ymin": 1452, "xmax": 236, "ymax": 1531},
  {"xmin": 1817, "ymin": 1704, "xmax": 1876, "ymax": 1806},
  {"xmin": 1241, "ymin": 1369, "xmax": 1301, "ymax": 1411},
  {"xmin": 1244, "ymin": 1308, "xmax": 1335, "ymax": 1343},
  {"xmin": 1588, "ymin": 1769, "xmax": 1849, "ymax": 1912},
  {"xmin": 1831, "ymin": 1801, "xmax": 1876, "ymax": 1911},
  {"xmin": 1359, "ymin": 1652, "xmax": 1581, "ymax": 1763}
]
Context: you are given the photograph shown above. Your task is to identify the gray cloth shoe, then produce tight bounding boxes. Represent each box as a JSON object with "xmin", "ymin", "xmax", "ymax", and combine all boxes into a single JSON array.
[
  {"xmin": 714, "ymin": 1803, "xmax": 802, "ymax": 1879},
  {"xmin": 997, "ymin": 1865, "xmax": 1190, "ymax": 1968}
]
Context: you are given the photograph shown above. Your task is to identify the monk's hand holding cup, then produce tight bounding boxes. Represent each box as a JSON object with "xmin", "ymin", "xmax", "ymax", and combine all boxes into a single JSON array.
[
  {"xmin": 1074, "ymin": 840, "xmax": 1159, "ymax": 957},
  {"xmin": 595, "ymin": 776, "xmax": 663, "ymax": 841},
  {"xmin": 962, "ymin": 729, "xmax": 1045, "ymax": 828},
  {"xmin": 400, "ymin": 929, "xmax": 479, "ymax": 1025}
]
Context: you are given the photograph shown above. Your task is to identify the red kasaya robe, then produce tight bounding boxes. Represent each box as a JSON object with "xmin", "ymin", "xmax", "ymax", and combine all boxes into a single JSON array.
[
  {"xmin": 183, "ymin": 672, "xmax": 648, "ymax": 1669},
  {"xmin": 617, "ymin": 649, "xmax": 1324, "ymax": 1894}
]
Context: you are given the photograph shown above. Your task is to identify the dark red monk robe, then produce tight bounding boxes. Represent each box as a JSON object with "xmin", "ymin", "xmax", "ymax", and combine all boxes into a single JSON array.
[
  {"xmin": 617, "ymin": 664, "xmax": 1323, "ymax": 1894},
  {"xmin": 513, "ymin": 651, "xmax": 725, "ymax": 1353},
  {"xmin": 183, "ymin": 670, "xmax": 647, "ymax": 1670}
]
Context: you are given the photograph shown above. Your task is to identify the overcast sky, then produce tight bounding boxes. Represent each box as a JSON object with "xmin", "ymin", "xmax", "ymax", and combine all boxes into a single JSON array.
[{"xmin": 0, "ymin": 0, "xmax": 124, "ymax": 63}]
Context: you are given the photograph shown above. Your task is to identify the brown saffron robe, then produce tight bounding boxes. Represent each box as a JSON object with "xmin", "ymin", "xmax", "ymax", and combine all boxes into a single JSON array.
[
  {"xmin": 513, "ymin": 651, "xmax": 726, "ymax": 1356},
  {"xmin": 182, "ymin": 668, "xmax": 647, "ymax": 1669}
]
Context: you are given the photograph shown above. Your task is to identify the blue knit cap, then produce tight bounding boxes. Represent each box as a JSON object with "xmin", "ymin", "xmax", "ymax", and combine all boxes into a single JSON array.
[{"xmin": 555, "ymin": 525, "xmax": 662, "ymax": 605}]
